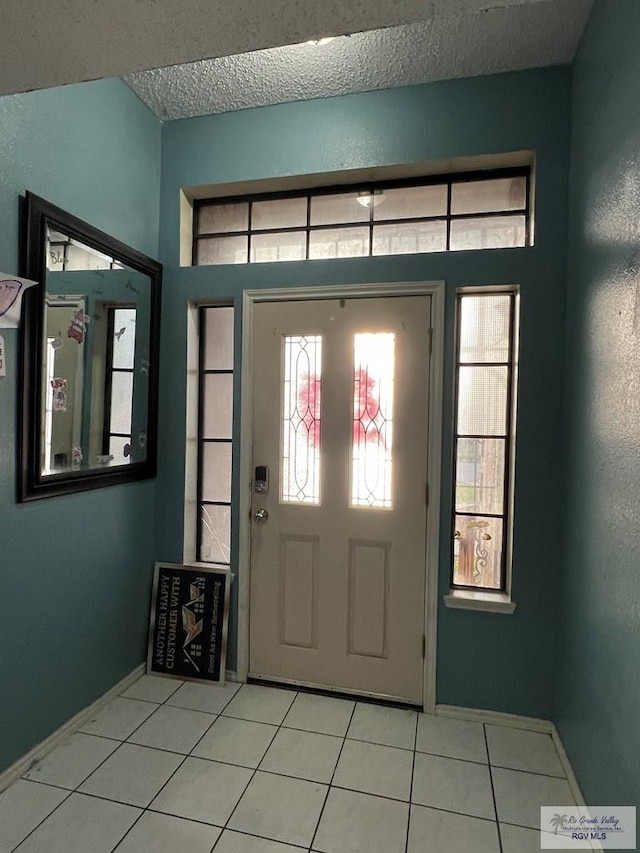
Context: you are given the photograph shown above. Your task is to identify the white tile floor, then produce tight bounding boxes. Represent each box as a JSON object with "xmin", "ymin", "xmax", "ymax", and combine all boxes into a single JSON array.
[{"xmin": 0, "ymin": 676, "xmax": 578, "ymax": 852}]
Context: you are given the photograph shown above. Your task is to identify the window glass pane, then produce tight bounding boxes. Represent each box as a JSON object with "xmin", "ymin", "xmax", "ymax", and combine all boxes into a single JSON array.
[
  {"xmin": 252, "ymin": 197, "xmax": 307, "ymax": 230},
  {"xmin": 374, "ymin": 184, "xmax": 447, "ymax": 220},
  {"xmin": 281, "ymin": 335, "xmax": 322, "ymax": 504},
  {"xmin": 200, "ymin": 504, "xmax": 231, "ymax": 564},
  {"xmin": 203, "ymin": 374, "xmax": 233, "ymax": 439},
  {"xmin": 454, "ymin": 515, "xmax": 503, "ymax": 589},
  {"xmin": 351, "ymin": 333, "xmax": 395, "ymax": 509},
  {"xmin": 202, "ymin": 442, "xmax": 232, "ymax": 503},
  {"xmin": 451, "ymin": 177, "xmax": 526, "ymax": 215},
  {"xmin": 450, "ymin": 215, "xmax": 526, "ymax": 251},
  {"xmin": 250, "ymin": 231, "xmax": 306, "ymax": 263},
  {"xmin": 109, "ymin": 435, "xmax": 131, "ymax": 464},
  {"xmin": 457, "ymin": 366, "xmax": 508, "ymax": 436},
  {"xmin": 204, "ymin": 306, "xmax": 234, "ymax": 370},
  {"xmin": 66, "ymin": 242, "xmax": 112, "ymax": 271},
  {"xmin": 112, "ymin": 308, "xmax": 137, "ymax": 369},
  {"xmin": 310, "ymin": 192, "xmax": 369, "ymax": 225},
  {"xmin": 109, "ymin": 371, "xmax": 133, "ymax": 434},
  {"xmin": 456, "ymin": 438, "xmax": 505, "ymax": 515},
  {"xmin": 372, "ymin": 221, "xmax": 446, "ymax": 256},
  {"xmin": 198, "ymin": 202, "xmax": 249, "ymax": 234},
  {"xmin": 459, "ymin": 294, "xmax": 511, "ymax": 363},
  {"xmin": 197, "ymin": 236, "xmax": 248, "ymax": 265},
  {"xmin": 309, "ymin": 227, "xmax": 369, "ymax": 259}
]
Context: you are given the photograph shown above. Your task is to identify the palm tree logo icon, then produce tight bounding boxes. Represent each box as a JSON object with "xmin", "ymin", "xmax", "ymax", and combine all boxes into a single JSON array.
[{"xmin": 550, "ymin": 814, "xmax": 568, "ymax": 835}]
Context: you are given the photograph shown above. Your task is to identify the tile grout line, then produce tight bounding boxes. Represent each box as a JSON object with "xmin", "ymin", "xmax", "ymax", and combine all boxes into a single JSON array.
[
  {"xmin": 103, "ymin": 677, "xmax": 234, "ymax": 853},
  {"xmin": 12, "ymin": 677, "xmax": 186, "ymax": 853},
  {"xmin": 211, "ymin": 683, "xmax": 299, "ymax": 849},
  {"xmin": 403, "ymin": 711, "xmax": 419, "ymax": 853},
  {"xmin": 483, "ymin": 722, "xmax": 504, "ymax": 853},
  {"xmin": 308, "ymin": 699, "xmax": 359, "ymax": 852},
  {"xmin": 109, "ymin": 679, "xmax": 241, "ymax": 853},
  {"xmin": 7, "ymin": 785, "xmax": 73, "ymax": 853}
]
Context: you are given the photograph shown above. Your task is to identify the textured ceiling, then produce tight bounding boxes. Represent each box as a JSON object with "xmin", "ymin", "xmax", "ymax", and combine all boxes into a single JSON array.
[
  {"xmin": 0, "ymin": 0, "xmax": 454, "ymax": 97},
  {"xmin": 125, "ymin": 0, "xmax": 593, "ymax": 121},
  {"xmin": 1, "ymin": 0, "xmax": 592, "ymax": 99}
]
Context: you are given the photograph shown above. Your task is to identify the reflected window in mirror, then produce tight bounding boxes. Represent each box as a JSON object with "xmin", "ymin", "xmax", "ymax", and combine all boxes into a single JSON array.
[{"xmin": 19, "ymin": 192, "xmax": 161, "ymax": 500}]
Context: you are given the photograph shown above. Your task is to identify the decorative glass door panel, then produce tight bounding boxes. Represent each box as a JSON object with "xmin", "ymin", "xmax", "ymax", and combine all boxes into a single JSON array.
[
  {"xmin": 351, "ymin": 332, "xmax": 395, "ymax": 508},
  {"xmin": 281, "ymin": 335, "xmax": 322, "ymax": 504},
  {"xmin": 250, "ymin": 294, "xmax": 431, "ymax": 703}
]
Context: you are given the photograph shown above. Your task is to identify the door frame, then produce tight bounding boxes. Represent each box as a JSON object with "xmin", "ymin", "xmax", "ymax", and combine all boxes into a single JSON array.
[{"xmin": 237, "ymin": 281, "xmax": 445, "ymax": 712}]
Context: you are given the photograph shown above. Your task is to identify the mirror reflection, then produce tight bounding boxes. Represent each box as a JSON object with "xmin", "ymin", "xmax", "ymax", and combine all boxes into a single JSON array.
[{"xmin": 42, "ymin": 228, "xmax": 151, "ymax": 474}]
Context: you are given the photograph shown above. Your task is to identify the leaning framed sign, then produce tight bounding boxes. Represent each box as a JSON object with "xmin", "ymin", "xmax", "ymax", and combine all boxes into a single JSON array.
[{"xmin": 147, "ymin": 562, "xmax": 231, "ymax": 684}]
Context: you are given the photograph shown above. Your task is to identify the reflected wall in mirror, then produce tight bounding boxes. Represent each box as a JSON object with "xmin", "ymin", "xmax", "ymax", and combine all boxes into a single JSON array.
[{"xmin": 19, "ymin": 193, "xmax": 161, "ymax": 500}]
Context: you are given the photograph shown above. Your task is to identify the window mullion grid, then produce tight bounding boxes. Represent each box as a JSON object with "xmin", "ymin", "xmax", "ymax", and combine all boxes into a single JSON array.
[
  {"xmin": 446, "ymin": 181, "xmax": 452, "ymax": 251},
  {"xmin": 500, "ymin": 291, "xmax": 517, "ymax": 589},
  {"xmin": 452, "ymin": 291, "xmax": 516, "ymax": 593},
  {"xmin": 102, "ymin": 307, "xmax": 116, "ymax": 454},
  {"xmin": 197, "ymin": 306, "xmax": 235, "ymax": 566},
  {"xmin": 196, "ymin": 307, "xmax": 207, "ymax": 562},
  {"xmin": 194, "ymin": 167, "xmax": 530, "ymax": 264}
]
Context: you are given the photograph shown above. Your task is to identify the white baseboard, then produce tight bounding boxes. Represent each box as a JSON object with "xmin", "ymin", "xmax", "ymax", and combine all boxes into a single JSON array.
[
  {"xmin": 436, "ymin": 703, "xmax": 553, "ymax": 733},
  {"xmin": 0, "ymin": 664, "xmax": 144, "ymax": 795},
  {"xmin": 436, "ymin": 704, "xmax": 596, "ymax": 845},
  {"xmin": 225, "ymin": 670, "xmax": 239, "ymax": 683}
]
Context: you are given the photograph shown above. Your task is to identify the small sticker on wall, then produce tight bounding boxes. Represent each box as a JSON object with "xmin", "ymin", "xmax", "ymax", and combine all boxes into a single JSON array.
[
  {"xmin": 51, "ymin": 377, "xmax": 68, "ymax": 411},
  {"xmin": 0, "ymin": 335, "xmax": 6, "ymax": 377},
  {"xmin": 67, "ymin": 310, "xmax": 90, "ymax": 344}
]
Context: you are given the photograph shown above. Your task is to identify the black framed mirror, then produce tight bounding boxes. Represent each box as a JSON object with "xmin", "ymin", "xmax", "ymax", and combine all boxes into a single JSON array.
[{"xmin": 19, "ymin": 192, "xmax": 162, "ymax": 501}]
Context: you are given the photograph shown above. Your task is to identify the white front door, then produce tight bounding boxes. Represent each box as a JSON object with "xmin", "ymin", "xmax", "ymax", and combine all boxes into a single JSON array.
[{"xmin": 248, "ymin": 294, "xmax": 431, "ymax": 703}]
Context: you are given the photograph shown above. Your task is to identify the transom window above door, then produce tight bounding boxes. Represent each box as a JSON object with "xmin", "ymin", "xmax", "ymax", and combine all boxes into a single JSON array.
[{"xmin": 193, "ymin": 168, "xmax": 531, "ymax": 265}]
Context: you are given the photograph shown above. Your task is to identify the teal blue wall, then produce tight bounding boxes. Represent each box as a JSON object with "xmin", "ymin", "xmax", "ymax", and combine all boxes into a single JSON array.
[
  {"xmin": 0, "ymin": 79, "xmax": 161, "ymax": 773},
  {"xmin": 557, "ymin": 0, "xmax": 640, "ymax": 808},
  {"xmin": 157, "ymin": 67, "xmax": 571, "ymax": 717}
]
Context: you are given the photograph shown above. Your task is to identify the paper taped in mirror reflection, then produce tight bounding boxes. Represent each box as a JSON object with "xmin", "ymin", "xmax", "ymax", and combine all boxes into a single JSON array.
[{"xmin": 0, "ymin": 275, "xmax": 37, "ymax": 328}]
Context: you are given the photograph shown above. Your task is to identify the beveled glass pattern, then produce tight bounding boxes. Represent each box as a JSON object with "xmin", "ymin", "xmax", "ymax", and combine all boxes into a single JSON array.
[
  {"xmin": 453, "ymin": 515, "xmax": 504, "ymax": 589},
  {"xmin": 281, "ymin": 335, "xmax": 322, "ymax": 504},
  {"xmin": 351, "ymin": 333, "xmax": 395, "ymax": 508}
]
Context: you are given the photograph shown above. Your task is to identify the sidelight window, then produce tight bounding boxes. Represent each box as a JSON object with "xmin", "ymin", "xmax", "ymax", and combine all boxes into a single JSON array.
[{"xmin": 452, "ymin": 289, "xmax": 519, "ymax": 592}]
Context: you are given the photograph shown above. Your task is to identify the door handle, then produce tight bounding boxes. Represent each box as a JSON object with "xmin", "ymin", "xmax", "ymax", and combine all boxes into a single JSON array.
[{"xmin": 253, "ymin": 508, "xmax": 269, "ymax": 523}]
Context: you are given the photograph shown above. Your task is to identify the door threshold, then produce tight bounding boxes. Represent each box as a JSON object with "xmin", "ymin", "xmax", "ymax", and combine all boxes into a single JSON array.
[{"xmin": 247, "ymin": 673, "xmax": 423, "ymax": 711}]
